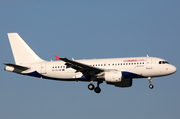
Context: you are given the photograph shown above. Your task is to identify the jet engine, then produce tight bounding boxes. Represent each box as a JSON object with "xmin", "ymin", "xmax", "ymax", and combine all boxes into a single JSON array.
[
  {"xmin": 104, "ymin": 71, "xmax": 132, "ymax": 87},
  {"xmin": 106, "ymin": 78, "xmax": 132, "ymax": 87},
  {"xmin": 104, "ymin": 71, "xmax": 122, "ymax": 82}
]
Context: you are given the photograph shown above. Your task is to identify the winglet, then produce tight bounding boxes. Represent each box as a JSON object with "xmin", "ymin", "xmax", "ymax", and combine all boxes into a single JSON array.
[{"xmin": 55, "ymin": 55, "xmax": 60, "ymax": 61}]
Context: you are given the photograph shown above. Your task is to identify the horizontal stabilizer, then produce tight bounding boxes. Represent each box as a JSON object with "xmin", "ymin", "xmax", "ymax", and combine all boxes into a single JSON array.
[{"xmin": 4, "ymin": 63, "xmax": 30, "ymax": 70}]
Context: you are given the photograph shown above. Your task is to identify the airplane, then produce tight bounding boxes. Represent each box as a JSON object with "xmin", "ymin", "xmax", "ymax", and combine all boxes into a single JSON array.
[{"xmin": 4, "ymin": 33, "xmax": 177, "ymax": 93}]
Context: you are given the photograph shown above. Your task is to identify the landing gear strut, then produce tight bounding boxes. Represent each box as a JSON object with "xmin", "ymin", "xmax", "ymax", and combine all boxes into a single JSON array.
[
  {"xmin": 94, "ymin": 81, "xmax": 103, "ymax": 93},
  {"xmin": 148, "ymin": 77, "xmax": 154, "ymax": 89},
  {"xmin": 88, "ymin": 81, "xmax": 103, "ymax": 93}
]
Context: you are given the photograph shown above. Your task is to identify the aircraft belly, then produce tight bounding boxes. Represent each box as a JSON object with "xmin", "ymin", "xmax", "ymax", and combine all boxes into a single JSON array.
[
  {"xmin": 24, "ymin": 71, "xmax": 85, "ymax": 81},
  {"xmin": 48, "ymin": 70, "xmax": 75, "ymax": 79}
]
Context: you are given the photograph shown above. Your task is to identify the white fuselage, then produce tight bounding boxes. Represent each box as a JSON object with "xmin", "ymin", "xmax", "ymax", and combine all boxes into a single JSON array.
[{"xmin": 7, "ymin": 57, "xmax": 176, "ymax": 81}]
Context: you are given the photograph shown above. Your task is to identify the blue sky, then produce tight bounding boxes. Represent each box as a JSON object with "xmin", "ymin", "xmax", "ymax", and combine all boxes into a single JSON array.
[{"xmin": 0, "ymin": 0, "xmax": 180, "ymax": 119}]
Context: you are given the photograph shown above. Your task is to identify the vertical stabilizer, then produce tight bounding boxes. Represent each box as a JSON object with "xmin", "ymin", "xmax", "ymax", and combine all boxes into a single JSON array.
[{"xmin": 7, "ymin": 33, "xmax": 44, "ymax": 64}]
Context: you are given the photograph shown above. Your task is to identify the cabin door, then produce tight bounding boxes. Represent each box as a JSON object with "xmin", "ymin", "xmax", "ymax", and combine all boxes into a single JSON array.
[
  {"xmin": 146, "ymin": 58, "xmax": 152, "ymax": 69},
  {"xmin": 41, "ymin": 63, "xmax": 47, "ymax": 74}
]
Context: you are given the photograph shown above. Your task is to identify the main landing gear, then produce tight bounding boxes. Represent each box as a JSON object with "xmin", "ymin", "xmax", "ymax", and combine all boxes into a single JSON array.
[
  {"xmin": 88, "ymin": 81, "xmax": 103, "ymax": 93},
  {"xmin": 148, "ymin": 77, "xmax": 154, "ymax": 89}
]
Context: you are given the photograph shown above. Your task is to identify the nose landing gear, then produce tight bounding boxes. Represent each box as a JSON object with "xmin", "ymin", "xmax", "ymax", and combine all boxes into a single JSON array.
[
  {"xmin": 148, "ymin": 77, "xmax": 154, "ymax": 89},
  {"xmin": 149, "ymin": 84, "xmax": 154, "ymax": 89}
]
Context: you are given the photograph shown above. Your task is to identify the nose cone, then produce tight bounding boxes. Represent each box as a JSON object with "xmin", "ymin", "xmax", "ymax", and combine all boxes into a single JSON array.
[{"xmin": 170, "ymin": 65, "xmax": 177, "ymax": 74}]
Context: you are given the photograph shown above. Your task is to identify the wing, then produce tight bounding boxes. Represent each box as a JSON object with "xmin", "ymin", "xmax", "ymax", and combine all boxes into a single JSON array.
[{"xmin": 55, "ymin": 55, "xmax": 104, "ymax": 76}]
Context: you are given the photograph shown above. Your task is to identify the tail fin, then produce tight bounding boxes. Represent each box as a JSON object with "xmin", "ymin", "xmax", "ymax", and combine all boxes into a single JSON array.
[{"xmin": 7, "ymin": 33, "xmax": 44, "ymax": 64}]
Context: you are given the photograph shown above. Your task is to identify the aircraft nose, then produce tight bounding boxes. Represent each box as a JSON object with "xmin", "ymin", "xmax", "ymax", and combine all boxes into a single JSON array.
[{"xmin": 170, "ymin": 65, "xmax": 177, "ymax": 74}]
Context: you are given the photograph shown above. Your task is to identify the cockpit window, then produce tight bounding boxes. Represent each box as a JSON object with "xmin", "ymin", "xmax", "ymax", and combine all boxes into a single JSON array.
[
  {"xmin": 159, "ymin": 61, "xmax": 169, "ymax": 64},
  {"xmin": 164, "ymin": 61, "xmax": 169, "ymax": 64}
]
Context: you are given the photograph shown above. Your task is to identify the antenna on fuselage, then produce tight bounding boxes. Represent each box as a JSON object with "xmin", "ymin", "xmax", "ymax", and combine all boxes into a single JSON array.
[{"xmin": 147, "ymin": 54, "xmax": 149, "ymax": 57}]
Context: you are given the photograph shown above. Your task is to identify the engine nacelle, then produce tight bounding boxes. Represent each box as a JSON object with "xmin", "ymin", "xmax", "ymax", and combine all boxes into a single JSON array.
[
  {"xmin": 104, "ymin": 71, "xmax": 122, "ymax": 82},
  {"xmin": 106, "ymin": 78, "xmax": 132, "ymax": 87}
]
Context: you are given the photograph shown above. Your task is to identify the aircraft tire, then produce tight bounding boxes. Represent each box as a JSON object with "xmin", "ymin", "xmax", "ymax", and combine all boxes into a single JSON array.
[
  {"xmin": 149, "ymin": 84, "xmax": 154, "ymax": 89},
  {"xmin": 94, "ymin": 87, "xmax": 101, "ymax": 93},
  {"xmin": 88, "ymin": 84, "xmax": 94, "ymax": 90}
]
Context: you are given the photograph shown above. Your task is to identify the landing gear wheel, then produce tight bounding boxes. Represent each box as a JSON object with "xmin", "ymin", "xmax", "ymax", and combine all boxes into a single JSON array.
[
  {"xmin": 94, "ymin": 87, "xmax": 101, "ymax": 93},
  {"xmin": 88, "ymin": 84, "xmax": 94, "ymax": 90},
  {"xmin": 149, "ymin": 84, "xmax": 154, "ymax": 89}
]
